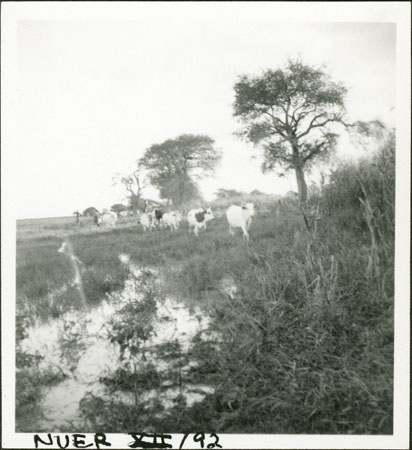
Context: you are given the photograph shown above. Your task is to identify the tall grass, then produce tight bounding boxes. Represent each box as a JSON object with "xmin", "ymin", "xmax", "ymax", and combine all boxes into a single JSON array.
[
  {"xmin": 168, "ymin": 135, "xmax": 394, "ymax": 433},
  {"xmin": 192, "ymin": 135, "xmax": 395, "ymax": 433},
  {"xmin": 16, "ymin": 134, "xmax": 394, "ymax": 433}
]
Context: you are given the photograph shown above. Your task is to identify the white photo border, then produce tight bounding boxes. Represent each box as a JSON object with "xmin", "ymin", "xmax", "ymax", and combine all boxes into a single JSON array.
[{"xmin": 2, "ymin": 2, "xmax": 410, "ymax": 448}]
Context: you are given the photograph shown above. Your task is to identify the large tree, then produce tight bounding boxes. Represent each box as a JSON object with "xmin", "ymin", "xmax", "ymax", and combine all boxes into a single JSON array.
[
  {"xmin": 233, "ymin": 60, "xmax": 348, "ymax": 203},
  {"xmin": 159, "ymin": 172, "xmax": 202, "ymax": 207},
  {"xmin": 83, "ymin": 206, "xmax": 99, "ymax": 217},
  {"xmin": 139, "ymin": 134, "xmax": 220, "ymax": 206}
]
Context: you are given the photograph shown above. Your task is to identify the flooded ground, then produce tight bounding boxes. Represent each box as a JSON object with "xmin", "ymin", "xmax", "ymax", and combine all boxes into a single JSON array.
[{"xmin": 19, "ymin": 252, "xmax": 217, "ymax": 431}]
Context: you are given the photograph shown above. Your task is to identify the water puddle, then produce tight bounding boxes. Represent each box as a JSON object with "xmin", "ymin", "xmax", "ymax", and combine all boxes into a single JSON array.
[{"xmin": 20, "ymin": 252, "xmax": 216, "ymax": 431}]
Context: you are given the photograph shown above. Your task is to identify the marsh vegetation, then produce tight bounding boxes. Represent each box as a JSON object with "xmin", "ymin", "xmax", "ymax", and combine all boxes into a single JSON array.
[{"xmin": 16, "ymin": 136, "xmax": 394, "ymax": 433}]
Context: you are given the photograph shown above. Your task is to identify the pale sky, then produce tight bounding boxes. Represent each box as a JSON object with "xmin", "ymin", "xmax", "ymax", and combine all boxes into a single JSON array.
[{"xmin": 11, "ymin": 8, "xmax": 396, "ymax": 218}]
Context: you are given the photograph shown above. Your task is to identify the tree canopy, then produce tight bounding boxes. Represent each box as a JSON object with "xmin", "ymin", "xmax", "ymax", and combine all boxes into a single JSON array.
[
  {"xmin": 139, "ymin": 134, "xmax": 220, "ymax": 206},
  {"xmin": 233, "ymin": 59, "xmax": 347, "ymax": 202},
  {"xmin": 83, "ymin": 207, "xmax": 99, "ymax": 216},
  {"xmin": 110, "ymin": 203, "xmax": 127, "ymax": 215}
]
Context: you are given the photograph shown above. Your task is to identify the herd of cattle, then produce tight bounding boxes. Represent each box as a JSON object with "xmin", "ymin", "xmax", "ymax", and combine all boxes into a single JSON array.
[{"xmin": 94, "ymin": 203, "xmax": 256, "ymax": 240}]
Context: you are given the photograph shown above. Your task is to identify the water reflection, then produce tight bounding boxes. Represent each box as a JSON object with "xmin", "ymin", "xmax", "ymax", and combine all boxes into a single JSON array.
[{"xmin": 20, "ymin": 254, "xmax": 216, "ymax": 430}]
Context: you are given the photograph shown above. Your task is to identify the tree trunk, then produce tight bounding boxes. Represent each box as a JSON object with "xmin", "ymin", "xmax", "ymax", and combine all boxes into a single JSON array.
[{"xmin": 294, "ymin": 164, "xmax": 307, "ymax": 203}]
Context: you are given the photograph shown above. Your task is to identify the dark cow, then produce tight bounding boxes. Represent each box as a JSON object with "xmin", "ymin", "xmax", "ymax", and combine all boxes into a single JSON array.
[
  {"xmin": 150, "ymin": 209, "xmax": 164, "ymax": 227},
  {"xmin": 155, "ymin": 209, "xmax": 164, "ymax": 221},
  {"xmin": 195, "ymin": 211, "xmax": 205, "ymax": 223}
]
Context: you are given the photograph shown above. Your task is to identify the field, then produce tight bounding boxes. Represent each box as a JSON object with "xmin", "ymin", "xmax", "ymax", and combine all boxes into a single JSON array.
[
  {"xmin": 16, "ymin": 215, "xmax": 141, "ymax": 240},
  {"xmin": 16, "ymin": 138, "xmax": 394, "ymax": 434}
]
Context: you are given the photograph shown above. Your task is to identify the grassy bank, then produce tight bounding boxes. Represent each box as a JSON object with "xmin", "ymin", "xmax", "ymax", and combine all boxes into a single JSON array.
[{"xmin": 16, "ymin": 135, "xmax": 394, "ymax": 433}]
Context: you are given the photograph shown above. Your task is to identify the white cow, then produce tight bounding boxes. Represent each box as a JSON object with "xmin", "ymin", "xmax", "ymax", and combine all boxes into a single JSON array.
[
  {"xmin": 187, "ymin": 208, "xmax": 214, "ymax": 236},
  {"xmin": 119, "ymin": 210, "xmax": 129, "ymax": 219},
  {"xmin": 162, "ymin": 211, "xmax": 182, "ymax": 230},
  {"xmin": 139, "ymin": 212, "xmax": 154, "ymax": 231},
  {"xmin": 226, "ymin": 203, "xmax": 255, "ymax": 240},
  {"xmin": 97, "ymin": 210, "xmax": 118, "ymax": 228}
]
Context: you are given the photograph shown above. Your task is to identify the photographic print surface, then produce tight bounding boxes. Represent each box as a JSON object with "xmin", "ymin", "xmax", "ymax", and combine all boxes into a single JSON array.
[{"xmin": 2, "ymin": 2, "xmax": 410, "ymax": 449}]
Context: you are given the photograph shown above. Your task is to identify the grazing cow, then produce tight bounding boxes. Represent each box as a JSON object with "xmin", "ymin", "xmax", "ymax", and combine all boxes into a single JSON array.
[
  {"xmin": 226, "ymin": 203, "xmax": 255, "ymax": 240},
  {"xmin": 97, "ymin": 210, "xmax": 118, "ymax": 228},
  {"xmin": 187, "ymin": 208, "xmax": 214, "ymax": 236},
  {"xmin": 150, "ymin": 209, "xmax": 164, "ymax": 228},
  {"xmin": 139, "ymin": 212, "xmax": 153, "ymax": 231},
  {"xmin": 162, "ymin": 211, "xmax": 182, "ymax": 231}
]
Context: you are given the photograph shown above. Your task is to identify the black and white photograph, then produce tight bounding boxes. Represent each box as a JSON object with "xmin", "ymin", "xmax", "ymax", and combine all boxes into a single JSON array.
[{"xmin": 2, "ymin": 2, "xmax": 410, "ymax": 449}]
